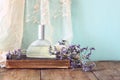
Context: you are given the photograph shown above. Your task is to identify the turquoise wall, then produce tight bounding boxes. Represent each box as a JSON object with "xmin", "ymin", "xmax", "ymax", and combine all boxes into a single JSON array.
[
  {"xmin": 71, "ymin": 0, "xmax": 120, "ymax": 60},
  {"xmin": 22, "ymin": 0, "xmax": 120, "ymax": 60}
]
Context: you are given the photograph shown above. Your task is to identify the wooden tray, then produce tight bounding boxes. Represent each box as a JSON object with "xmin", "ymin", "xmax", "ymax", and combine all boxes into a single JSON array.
[{"xmin": 6, "ymin": 55, "xmax": 70, "ymax": 69}]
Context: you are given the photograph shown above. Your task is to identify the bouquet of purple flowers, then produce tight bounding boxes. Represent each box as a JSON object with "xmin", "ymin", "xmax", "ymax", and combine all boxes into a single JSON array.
[{"xmin": 49, "ymin": 40, "xmax": 96, "ymax": 72}]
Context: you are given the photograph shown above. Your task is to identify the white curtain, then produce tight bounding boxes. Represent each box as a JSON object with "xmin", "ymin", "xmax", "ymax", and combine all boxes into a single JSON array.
[
  {"xmin": 40, "ymin": 0, "xmax": 73, "ymax": 44},
  {"xmin": 0, "ymin": 0, "xmax": 25, "ymax": 51},
  {"xmin": 0, "ymin": 0, "xmax": 25, "ymax": 67}
]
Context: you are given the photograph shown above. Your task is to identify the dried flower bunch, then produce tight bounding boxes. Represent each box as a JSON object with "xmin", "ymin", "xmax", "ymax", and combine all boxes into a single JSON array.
[
  {"xmin": 6, "ymin": 49, "xmax": 26, "ymax": 60},
  {"xmin": 49, "ymin": 40, "xmax": 96, "ymax": 72},
  {"xmin": 6, "ymin": 40, "xmax": 95, "ymax": 72}
]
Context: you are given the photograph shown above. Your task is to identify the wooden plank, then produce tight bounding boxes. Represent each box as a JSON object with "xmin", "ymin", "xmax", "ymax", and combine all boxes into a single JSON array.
[
  {"xmin": 93, "ymin": 69, "xmax": 120, "ymax": 80},
  {"xmin": 1, "ymin": 61, "xmax": 120, "ymax": 80},
  {"xmin": 6, "ymin": 59, "xmax": 70, "ymax": 69},
  {"xmin": 93, "ymin": 61, "xmax": 120, "ymax": 80},
  {"xmin": 41, "ymin": 69, "xmax": 90, "ymax": 80},
  {"xmin": 85, "ymin": 72, "xmax": 98, "ymax": 80},
  {"xmin": 93, "ymin": 69, "xmax": 113, "ymax": 80},
  {"xmin": 0, "ymin": 69, "xmax": 40, "ymax": 80},
  {"xmin": 95, "ymin": 61, "xmax": 120, "ymax": 69}
]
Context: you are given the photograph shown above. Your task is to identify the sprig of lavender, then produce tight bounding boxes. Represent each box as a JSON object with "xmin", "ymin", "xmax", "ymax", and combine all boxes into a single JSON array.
[
  {"xmin": 49, "ymin": 40, "xmax": 96, "ymax": 72},
  {"xmin": 6, "ymin": 49, "xmax": 22, "ymax": 60}
]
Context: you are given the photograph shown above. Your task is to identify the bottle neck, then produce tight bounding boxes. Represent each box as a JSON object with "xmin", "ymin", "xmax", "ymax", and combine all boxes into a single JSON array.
[
  {"xmin": 38, "ymin": 25, "xmax": 45, "ymax": 40},
  {"xmin": 41, "ymin": 25, "xmax": 45, "ymax": 40}
]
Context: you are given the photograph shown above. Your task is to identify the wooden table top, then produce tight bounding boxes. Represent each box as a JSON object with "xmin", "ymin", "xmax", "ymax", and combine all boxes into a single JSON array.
[{"xmin": 0, "ymin": 61, "xmax": 120, "ymax": 80}]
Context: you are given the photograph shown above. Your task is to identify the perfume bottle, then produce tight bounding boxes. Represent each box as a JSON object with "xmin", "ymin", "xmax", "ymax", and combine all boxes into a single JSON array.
[{"xmin": 26, "ymin": 25, "xmax": 56, "ymax": 58}]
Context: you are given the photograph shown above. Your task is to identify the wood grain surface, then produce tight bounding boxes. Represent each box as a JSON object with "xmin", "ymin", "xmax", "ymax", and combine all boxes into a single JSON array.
[
  {"xmin": 0, "ymin": 61, "xmax": 120, "ymax": 80},
  {"xmin": 93, "ymin": 61, "xmax": 120, "ymax": 80},
  {"xmin": 6, "ymin": 59, "xmax": 70, "ymax": 69},
  {"xmin": 0, "ymin": 69, "xmax": 40, "ymax": 80},
  {"xmin": 41, "ymin": 69, "xmax": 90, "ymax": 80}
]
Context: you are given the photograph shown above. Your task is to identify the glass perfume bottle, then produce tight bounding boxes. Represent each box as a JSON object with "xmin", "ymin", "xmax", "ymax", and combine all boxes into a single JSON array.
[{"xmin": 26, "ymin": 25, "xmax": 56, "ymax": 58}]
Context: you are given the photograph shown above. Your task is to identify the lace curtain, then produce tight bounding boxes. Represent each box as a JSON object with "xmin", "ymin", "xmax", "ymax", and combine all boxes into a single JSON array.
[
  {"xmin": 0, "ymin": 0, "xmax": 25, "ymax": 67},
  {"xmin": 40, "ymin": 0, "xmax": 73, "ymax": 44},
  {"xmin": 24, "ymin": 0, "xmax": 73, "ymax": 48}
]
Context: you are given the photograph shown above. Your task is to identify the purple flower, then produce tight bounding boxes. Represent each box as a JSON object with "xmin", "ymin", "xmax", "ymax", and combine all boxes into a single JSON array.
[
  {"xmin": 77, "ymin": 45, "xmax": 80, "ymax": 48},
  {"xmin": 82, "ymin": 63, "xmax": 95, "ymax": 72},
  {"xmin": 48, "ymin": 40, "xmax": 96, "ymax": 71},
  {"xmin": 80, "ymin": 47, "xmax": 88, "ymax": 52},
  {"xmin": 61, "ymin": 47, "xmax": 68, "ymax": 54},
  {"xmin": 6, "ymin": 51, "xmax": 12, "ymax": 60},
  {"xmin": 85, "ymin": 47, "xmax": 95, "ymax": 59},
  {"xmin": 90, "ymin": 47, "xmax": 95, "ymax": 50},
  {"xmin": 14, "ymin": 50, "xmax": 17, "ymax": 55}
]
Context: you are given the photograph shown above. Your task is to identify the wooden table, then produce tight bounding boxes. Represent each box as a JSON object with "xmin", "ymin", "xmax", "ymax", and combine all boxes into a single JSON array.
[{"xmin": 0, "ymin": 61, "xmax": 120, "ymax": 80}]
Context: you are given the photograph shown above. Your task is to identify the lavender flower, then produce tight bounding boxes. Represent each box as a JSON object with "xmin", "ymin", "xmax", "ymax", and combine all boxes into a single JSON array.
[
  {"xmin": 85, "ymin": 47, "xmax": 95, "ymax": 59},
  {"xmin": 90, "ymin": 47, "xmax": 95, "ymax": 50},
  {"xmin": 6, "ymin": 51, "xmax": 12, "ymax": 60},
  {"xmin": 48, "ymin": 40, "xmax": 96, "ymax": 72},
  {"xmin": 6, "ymin": 49, "xmax": 24, "ymax": 60},
  {"xmin": 14, "ymin": 50, "xmax": 17, "ymax": 55},
  {"xmin": 80, "ymin": 47, "xmax": 88, "ymax": 52},
  {"xmin": 82, "ymin": 62, "xmax": 96, "ymax": 72}
]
